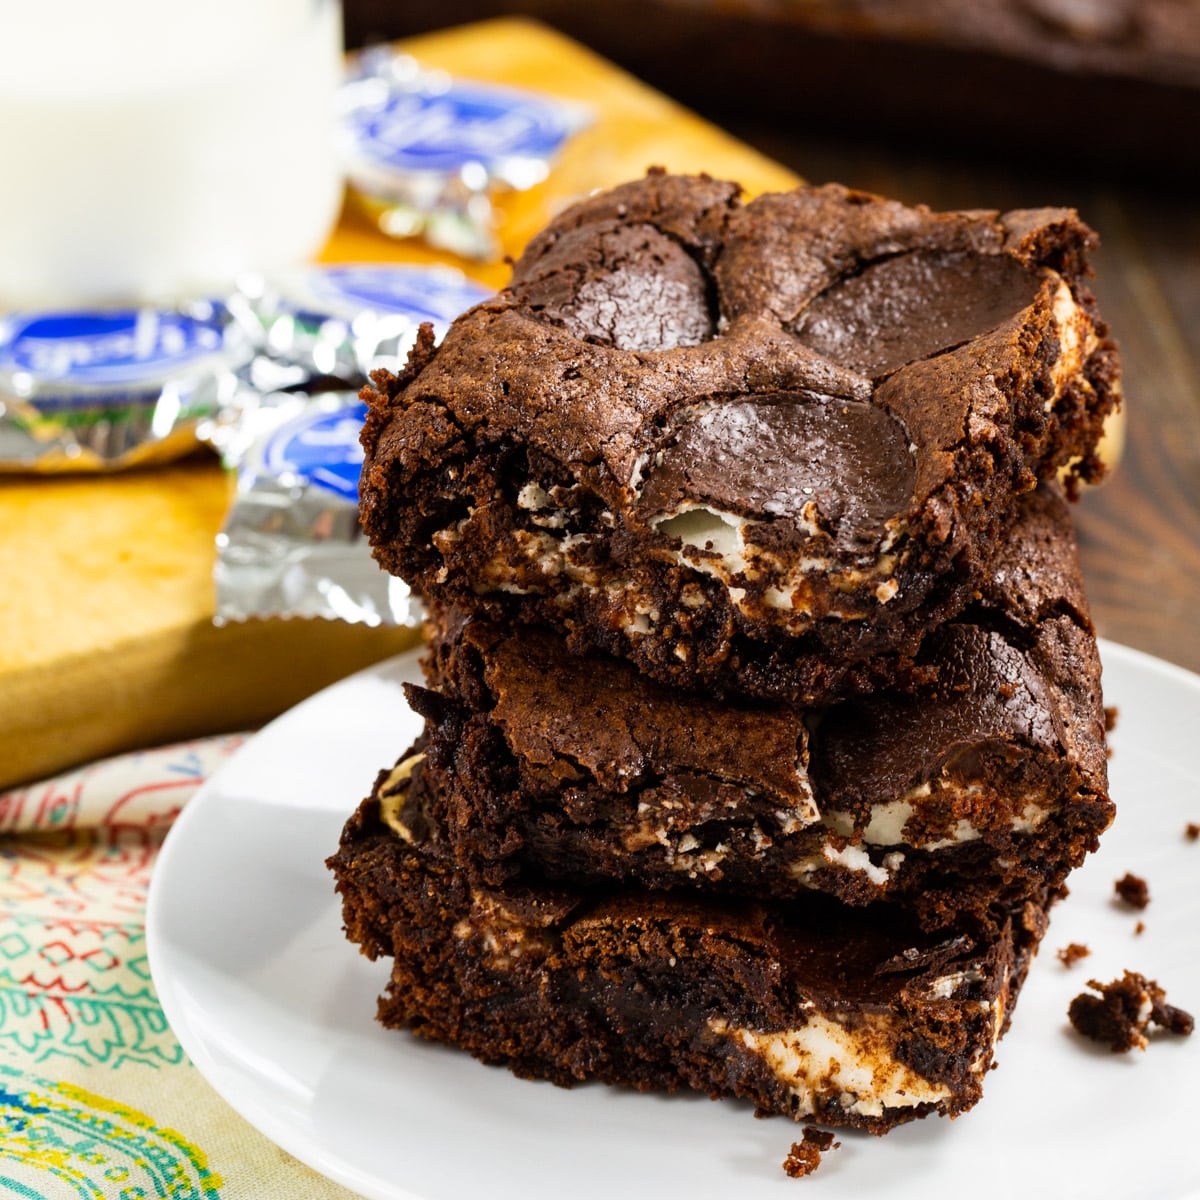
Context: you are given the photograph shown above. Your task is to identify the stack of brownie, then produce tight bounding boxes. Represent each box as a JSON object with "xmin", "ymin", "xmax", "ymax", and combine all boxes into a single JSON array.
[{"xmin": 329, "ymin": 172, "xmax": 1121, "ymax": 1132}]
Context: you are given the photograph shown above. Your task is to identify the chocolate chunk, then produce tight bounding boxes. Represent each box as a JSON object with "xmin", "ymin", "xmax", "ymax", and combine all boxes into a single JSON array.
[
  {"xmin": 793, "ymin": 250, "xmax": 1041, "ymax": 376},
  {"xmin": 513, "ymin": 221, "xmax": 714, "ymax": 351},
  {"xmin": 638, "ymin": 393, "xmax": 917, "ymax": 553},
  {"xmin": 814, "ymin": 623, "xmax": 1063, "ymax": 808}
]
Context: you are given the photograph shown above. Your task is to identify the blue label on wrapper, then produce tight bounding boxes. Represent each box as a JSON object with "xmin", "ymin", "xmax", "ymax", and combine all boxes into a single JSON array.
[
  {"xmin": 0, "ymin": 310, "xmax": 225, "ymax": 387},
  {"xmin": 261, "ymin": 401, "xmax": 368, "ymax": 502},
  {"xmin": 313, "ymin": 265, "xmax": 490, "ymax": 329},
  {"xmin": 347, "ymin": 81, "xmax": 578, "ymax": 174}
]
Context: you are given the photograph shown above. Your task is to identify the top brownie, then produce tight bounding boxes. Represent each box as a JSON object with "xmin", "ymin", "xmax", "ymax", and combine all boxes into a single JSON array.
[{"xmin": 360, "ymin": 171, "xmax": 1120, "ymax": 703}]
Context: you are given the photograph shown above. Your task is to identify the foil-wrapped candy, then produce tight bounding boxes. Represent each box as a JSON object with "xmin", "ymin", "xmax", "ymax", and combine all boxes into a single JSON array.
[
  {"xmin": 338, "ymin": 48, "xmax": 590, "ymax": 260},
  {"xmin": 0, "ymin": 302, "xmax": 250, "ymax": 471},
  {"xmin": 211, "ymin": 263, "xmax": 491, "ymax": 625}
]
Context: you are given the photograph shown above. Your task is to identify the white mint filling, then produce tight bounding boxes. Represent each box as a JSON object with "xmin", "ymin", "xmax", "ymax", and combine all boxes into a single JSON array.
[
  {"xmin": 470, "ymin": 527, "xmax": 601, "ymax": 593},
  {"xmin": 516, "ymin": 482, "xmax": 572, "ymax": 529},
  {"xmin": 861, "ymin": 797, "xmax": 916, "ymax": 845},
  {"xmin": 926, "ymin": 968, "xmax": 985, "ymax": 1001},
  {"xmin": 516, "ymin": 482, "xmax": 552, "ymax": 510},
  {"xmin": 822, "ymin": 790, "xmax": 1052, "ymax": 853},
  {"xmin": 1047, "ymin": 280, "xmax": 1099, "ymax": 409},
  {"xmin": 789, "ymin": 786, "xmax": 1056, "ymax": 890},
  {"xmin": 790, "ymin": 842, "xmax": 894, "ymax": 886},
  {"xmin": 923, "ymin": 819, "xmax": 984, "ymax": 852},
  {"xmin": 647, "ymin": 500, "xmax": 902, "ymax": 621},
  {"xmin": 626, "ymin": 779, "xmax": 819, "ymax": 870},
  {"xmin": 377, "ymin": 753, "xmax": 426, "ymax": 843},
  {"xmin": 1010, "ymin": 800, "xmax": 1051, "ymax": 834},
  {"xmin": 460, "ymin": 484, "xmax": 907, "ymax": 624},
  {"xmin": 623, "ymin": 823, "xmax": 731, "ymax": 876},
  {"xmin": 710, "ymin": 1015, "xmax": 953, "ymax": 1118},
  {"xmin": 823, "ymin": 842, "xmax": 890, "ymax": 886},
  {"xmin": 453, "ymin": 892, "xmax": 549, "ymax": 968},
  {"xmin": 653, "ymin": 504, "xmax": 750, "ymax": 575}
]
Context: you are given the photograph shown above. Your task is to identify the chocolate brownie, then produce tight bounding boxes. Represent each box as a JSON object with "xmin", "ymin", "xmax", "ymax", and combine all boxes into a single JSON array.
[
  {"xmin": 390, "ymin": 486, "xmax": 1112, "ymax": 929},
  {"xmin": 782, "ymin": 1129, "xmax": 838, "ymax": 1178},
  {"xmin": 1068, "ymin": 971, "xmax": 1195, "ymax": 1052},
  {"xmin": 360, "ymin": 172, "xmax": 1121, "ymax": 704},
  {"xmin": 328, "ymin": 777, "xmax": 1051, "ymax": 1133},
  {"xmin": 1057, "ymin": 943, "xmax": 1091, "ymax": 968},
  {"xmin": 1113, "ymin": 872, "xmax": 1150, "ymax": 909}
]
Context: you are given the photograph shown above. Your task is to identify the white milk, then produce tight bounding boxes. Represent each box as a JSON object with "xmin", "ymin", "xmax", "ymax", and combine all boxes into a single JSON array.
[{"xmin": 0, "ymin": 0, "xmax": 344, "ymax": 308}]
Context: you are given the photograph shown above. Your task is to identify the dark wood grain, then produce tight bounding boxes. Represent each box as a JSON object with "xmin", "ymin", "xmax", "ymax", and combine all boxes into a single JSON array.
[
  {"xmin": 344, "ymin": 0, "xmax": 1200, "ymax": 179},
  {"xmin": 1071, "ymin": 195, "xmax": 1200, "ymax": 672}
]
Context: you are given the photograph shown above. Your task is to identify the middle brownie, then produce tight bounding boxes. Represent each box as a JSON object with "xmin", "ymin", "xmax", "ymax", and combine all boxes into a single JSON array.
[
  {"xmin": 360, "ymin": 173, "xmax": 1121, "ymax": 706},
  {"xmin": 397, "ymin": 485, "xmax": 1111, "ymax": 931}
]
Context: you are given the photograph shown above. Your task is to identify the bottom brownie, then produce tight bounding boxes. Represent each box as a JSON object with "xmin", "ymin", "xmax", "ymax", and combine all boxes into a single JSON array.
[{"xmin": 329, "ymin": 769, "xmax": 1052, "ymax": 1134}]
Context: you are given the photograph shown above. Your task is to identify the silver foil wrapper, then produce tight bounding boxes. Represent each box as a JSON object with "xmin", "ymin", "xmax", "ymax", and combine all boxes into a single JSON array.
[
  {"xmin": 338, "ymin": 48, "xmax": 591, "ymax": 260},
  {"xmin": 212, "ymin": 390, "xmax": 417, "ymax": 627},
  {"xmin": 210, "ymin": 262, "xmax": 491, "ymax": 625},
  {"xmin": 0, "ymin": 302, "xmax": 250, "ymax": 472},
  {"xmin": 228, "ymin": 262, "xmax": 490, "ymax": 384}
]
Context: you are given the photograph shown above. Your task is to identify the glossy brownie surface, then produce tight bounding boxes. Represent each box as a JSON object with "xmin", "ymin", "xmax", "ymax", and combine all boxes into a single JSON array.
[{"xmin": 361, "ymin": 172, "xmax": 1120, "ymax": 703}]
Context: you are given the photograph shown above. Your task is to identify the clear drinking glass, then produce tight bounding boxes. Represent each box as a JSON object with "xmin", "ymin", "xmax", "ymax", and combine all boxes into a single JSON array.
[{"xmin": 0, "ymin": 0, "xmax": 345, "ymax": 309}]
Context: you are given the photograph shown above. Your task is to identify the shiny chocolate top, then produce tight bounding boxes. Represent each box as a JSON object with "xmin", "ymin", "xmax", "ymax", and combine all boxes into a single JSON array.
[
  {"xmin": 638, "ymin": 392, "xmax": 917, "ymax": 552},
  {"xmin": 365, "ymin": 172, "xmax": 1107, "ymax": 535},
  {"xmin": 512, "ymin": 221, "xmax": 715, "ymax": 351},
  {"xmin": 793, "ymin": 249, "xmax": 1042, "ymax": 376}
]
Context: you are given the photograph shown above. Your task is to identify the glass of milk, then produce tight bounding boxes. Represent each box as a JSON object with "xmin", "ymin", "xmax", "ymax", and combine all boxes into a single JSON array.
[{"xmin": 0, "ymin": 0, "xmax": 345, "ymax": 309}]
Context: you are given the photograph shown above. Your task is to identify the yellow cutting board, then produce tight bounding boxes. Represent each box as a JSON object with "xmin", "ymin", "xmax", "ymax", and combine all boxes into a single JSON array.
[{"xmin": 0, "ymin": 18, "xmax": 800, "ymax": 792}]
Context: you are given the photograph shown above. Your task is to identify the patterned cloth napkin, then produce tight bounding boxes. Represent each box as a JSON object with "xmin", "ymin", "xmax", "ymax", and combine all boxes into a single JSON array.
[{"xmin": 0, "ymin": 737, "xmax": 364, "ymax": 1199}]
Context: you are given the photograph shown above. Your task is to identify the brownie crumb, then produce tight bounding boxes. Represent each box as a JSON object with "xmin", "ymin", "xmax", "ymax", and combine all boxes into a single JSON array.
[
  {"xmin": 1186, "ymin": 823, "xmax": 1200, "ymax": 842},
  {"xmin": 1068, "ymin": 971, "xmax": 1195, "ymax": 1052},
  {"xmin": 1057, "ymin": 942, "xmax": 1091, "ymax": 967},
  {"xmin": 1135, "ymin": 921, "xmax": 1145, "ymax": 936},
  {"xmin": 1114, "ymin": 872, "xmax": 1150, "ymax": 909},
  {"xmin": 783, "ymin": 1128, "xmax": 839, "ymax": 1179},
  {"xmin": 1104, "ymin": 706, "xmax": 1119, "ymax": 733}
]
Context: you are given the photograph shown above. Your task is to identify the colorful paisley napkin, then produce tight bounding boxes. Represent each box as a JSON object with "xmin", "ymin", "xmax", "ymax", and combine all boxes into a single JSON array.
[{"xmin": 0, "ymin": 737, "xmax": 364, "ymax": 1199}]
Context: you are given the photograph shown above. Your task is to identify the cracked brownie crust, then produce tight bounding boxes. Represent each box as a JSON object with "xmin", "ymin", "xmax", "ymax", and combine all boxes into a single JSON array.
[
  {"xmin": 328, "ymin": 781, "xmax": 1051, "ymax": 1133},
  {"xmin": 381, "ymin": 486, "xmax": 1113, "ymax": 929},
  {"xmin": 360, "ymin": 171, "xmax": 1121, "ymax": 703}
]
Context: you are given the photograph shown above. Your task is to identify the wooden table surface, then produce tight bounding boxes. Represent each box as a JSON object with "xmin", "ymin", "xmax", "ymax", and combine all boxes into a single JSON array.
[{"xmin": 708, "ymin": 124, "xmax": 1200, "ymax": 676}]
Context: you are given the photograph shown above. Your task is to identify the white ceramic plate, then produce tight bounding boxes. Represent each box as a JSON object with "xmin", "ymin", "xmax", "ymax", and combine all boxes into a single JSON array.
[{"xmin": 147, "ymin": 641, "xmax": 1200, "ymax": 1200}]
